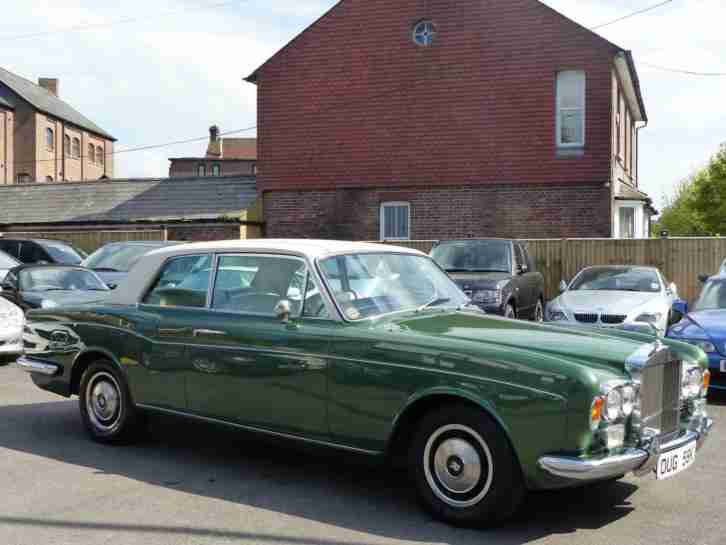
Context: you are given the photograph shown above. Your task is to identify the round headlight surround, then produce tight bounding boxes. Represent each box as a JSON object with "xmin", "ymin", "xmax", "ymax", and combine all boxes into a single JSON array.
[
  {"xmin": 605, "ymin": 388, "xmax": 623, "ymax": 421},
  {"xmin": 620, "ymin": 385, "xmax": 636, "ymax": 417}
]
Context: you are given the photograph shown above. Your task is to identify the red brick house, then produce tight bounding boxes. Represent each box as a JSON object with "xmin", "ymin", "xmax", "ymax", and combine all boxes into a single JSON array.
[
  {"xmin": 246, "ymin": 0, "xmax": 653, "ymax": 240},
  {"xmin": 168, "ymin": 126, "xmax": 257, "ymax": 178}
]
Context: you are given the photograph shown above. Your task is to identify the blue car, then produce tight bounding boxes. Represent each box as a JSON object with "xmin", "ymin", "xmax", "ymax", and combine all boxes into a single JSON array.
[{"xmin": 668, "ymin": 274, "xmax": 726, "ymax": 392}]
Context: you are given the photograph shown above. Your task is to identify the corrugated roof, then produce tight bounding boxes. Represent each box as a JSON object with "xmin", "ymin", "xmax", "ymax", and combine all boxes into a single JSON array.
[
  {"xmin": 0, "ymin": 175, "xmax": 258, "ymax": 225},
  {"xmin": 0, "ymin": 67, "xmax": 115, "ymax": 140}
]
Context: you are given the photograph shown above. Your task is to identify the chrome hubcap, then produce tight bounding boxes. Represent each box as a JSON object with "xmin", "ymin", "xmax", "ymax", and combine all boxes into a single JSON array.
[
  {"xmin": 424, "ymin": 424, "xmax": 494, "ymax": 508},
  {"xmin": 86, "ymin": 372, "xmax": 122, "ymax": 432}
]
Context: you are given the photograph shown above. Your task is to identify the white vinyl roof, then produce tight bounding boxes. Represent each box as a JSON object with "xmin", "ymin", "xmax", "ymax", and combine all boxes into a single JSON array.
[{"xmin": 108, "ymin": 239, "xmax": 424, "ymax": 304}]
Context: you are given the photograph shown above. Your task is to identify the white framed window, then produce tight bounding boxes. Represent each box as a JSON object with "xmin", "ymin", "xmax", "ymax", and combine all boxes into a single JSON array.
[
  {"xmin": 556, "ymin": 70, "xmax": 586, "ymax": 148},
  {"xmin": 197, "ymin": 163, "xmax": 206, "ymax": 176},
  {"xmin": 380, "ymin": 202, "xmax": 411, "ymax": 240},
  {"xmin": 619, "ymin": 207, "xmax": 635, "ymax": 239}
]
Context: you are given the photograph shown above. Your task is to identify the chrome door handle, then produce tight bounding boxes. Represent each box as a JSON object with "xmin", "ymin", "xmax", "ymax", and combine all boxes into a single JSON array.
[{"xmin": 193, "ymin": 329, "xmax": 227, "ymax": 338}]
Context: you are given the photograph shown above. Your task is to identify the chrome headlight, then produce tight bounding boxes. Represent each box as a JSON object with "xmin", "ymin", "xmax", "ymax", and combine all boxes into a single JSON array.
[
  {"xmin": 682, "ymin": 364, "xmax": 704, "ymax": 399},
  {"xmin": 600, "ymin": 382, "xmax": 639, "ymax": 423},
  {"xmin": 635, "ymin": 312, "xmax": 663, "ymax": 324}
]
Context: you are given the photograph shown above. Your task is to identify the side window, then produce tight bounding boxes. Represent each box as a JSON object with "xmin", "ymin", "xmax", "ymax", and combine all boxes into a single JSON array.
[
  {"xmin": 302, "ymin": 275, "xmax": 330, "ymax": 319},
  {"xmin": 513, "ymin": 244, "xmax": 525, "ymax": 272},
  {"xmin": 143, "ymin": 254, "xmax": 212, "ymax": 307},
  {"xmin": 0, "ymin": 240, "xmax": 19, "ymax": 259},
  {"xmin": 211, "ymin": 254, "xmax": 307, "ymax": 316},
  {"xmin": 20, "ymin": 243, "xmax": 49, "ymax": 264}
]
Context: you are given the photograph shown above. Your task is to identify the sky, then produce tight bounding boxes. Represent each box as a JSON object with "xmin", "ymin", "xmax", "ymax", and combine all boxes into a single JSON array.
[{"xmin": 0, "ymin": 0, "xmax": 724, "ymax": 210}]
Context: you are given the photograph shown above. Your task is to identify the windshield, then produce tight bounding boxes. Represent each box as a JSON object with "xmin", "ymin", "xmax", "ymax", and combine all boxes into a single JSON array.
[
  {"xmin": 431, "ymin": 240, "xmax": 512, "ymax": 272},
  {"xmin": 694, "ymin": 279, "xmax": 726, "ymax": 311},
  {"xmin": 19, "ymin": 268, "xmax": 108, "ymax": 292},
  {"xmin": 83, "ymin": 243, "xmax": 164, "ymax": 272},
  {"xmin": 570, "ymin": 268, "xmax": 662, "ymax": 293},
  {"xmin": 0, "ymin": 251, "xmax": 19, "ymax": 269},
  {"xmin": 318, "ymin": 253, "xmax": 468, "ymax": 320},
  {"xmin": 40, "ymin": 242, "xmax": 85, "ymax": 265}
]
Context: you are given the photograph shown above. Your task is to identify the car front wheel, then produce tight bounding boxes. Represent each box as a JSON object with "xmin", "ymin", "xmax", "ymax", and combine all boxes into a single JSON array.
[
  {"xmin": 410, "ymin": 405, "xmax": 525, "ymax": 527},
  {"xmin": 79, "ymin": 360, "xmax": 142, "ymax": 444},
  {"xmin": 503, "ymin": 303, "xmax": 516, "ymax": 319}
]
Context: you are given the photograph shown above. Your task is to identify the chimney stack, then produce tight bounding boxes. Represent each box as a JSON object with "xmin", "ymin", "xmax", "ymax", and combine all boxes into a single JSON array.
[
  {"xmin": 209, "ymin": 125, "xmax": 220, "ymax": 143},
  {"xmin": 38, "ymin": 78, "xmax": 59, "ymax": 97}
]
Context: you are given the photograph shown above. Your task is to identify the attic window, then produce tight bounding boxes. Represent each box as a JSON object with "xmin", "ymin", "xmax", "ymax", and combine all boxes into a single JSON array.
[{"xmin": 413, "ymin": 20, "xmax": 436, "ymax": 47}]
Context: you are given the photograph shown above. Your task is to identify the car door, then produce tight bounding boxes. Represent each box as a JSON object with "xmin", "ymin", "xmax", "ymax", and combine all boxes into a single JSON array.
[
  {"xmin": 512, "ymin": 243, "xmax": 533, "ymax": 316},
  {"xmin": 185, "ymin": 253, "xmax": 330, "ymax": 439},
  {"xmin": 133, "ymin": 253, "xmax": 214, "ymax": 410}
]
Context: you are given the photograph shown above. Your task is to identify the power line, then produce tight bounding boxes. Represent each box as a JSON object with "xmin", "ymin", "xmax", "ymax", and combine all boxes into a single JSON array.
[
  {"xmin": 640, "ymin": 62, "xmax": 726, "ymax": 76},
  {"xmin": 12, "ymin": 125, "xmax": 257, "ymax": 167},
  {"xmin": 0, "ymin": 0, "xmax": 243, "ymax": 42},
  {"xmin": 591, "ymin": 0, "xmax": 675, "ymax": 30}
]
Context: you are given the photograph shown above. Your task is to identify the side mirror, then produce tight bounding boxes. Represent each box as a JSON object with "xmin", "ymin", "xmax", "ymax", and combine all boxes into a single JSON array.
[
  {"xmin": 698, "ymin": 274, "xmax": 710, "ymax": 284},
  {"xmin": 517, "ymin": 264, "xmax": 528, "ymax": 275},
  {"xmin": 668, "ymin": 282, "xmax": 678, "ymax": 296},
  {"xmin": 559, "ymin": 280, "xmax": 568, "ymax": 293},
  {"xmin": 274, "ymin": 299, "xmax": 291, "ymax": 323},
  {"xmin": 671, "ymin": 300, "xmax": 688, "ymax": 325}
]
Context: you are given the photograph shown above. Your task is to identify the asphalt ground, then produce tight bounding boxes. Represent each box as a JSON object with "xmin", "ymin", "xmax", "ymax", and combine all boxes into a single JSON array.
[{"xmin": 1, "ymin": 362, "xmax": 724, "ymax": 545}]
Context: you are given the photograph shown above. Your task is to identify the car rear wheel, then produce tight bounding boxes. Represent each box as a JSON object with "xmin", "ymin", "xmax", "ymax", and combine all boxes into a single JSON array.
[
  {"xmin": 410, "ymin": 405, "xmax": 525, "ymax": 527},
  {"xmin": 79, "ymin": 360, "xmax": 142, "ymax": 444}
]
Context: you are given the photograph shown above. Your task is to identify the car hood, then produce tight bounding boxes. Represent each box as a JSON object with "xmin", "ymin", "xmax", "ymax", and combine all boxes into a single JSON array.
[
  {"xmin": 670, "ymin": 309, "xmax": 726, "ymax": 343},
  {"xmin": 447, "ymin": 271, "xmax": 512, "ymax": 290},
  {"xmin": 553, "ymin": 290, "xmax": 662, "ymax": 314},
  {"xmin": 375, "ymin": 310, "xmax": 653, "ymax": 375},
  {"xmin": 23, "ymin": 290, "xmax": 109, "ymax": 308}
]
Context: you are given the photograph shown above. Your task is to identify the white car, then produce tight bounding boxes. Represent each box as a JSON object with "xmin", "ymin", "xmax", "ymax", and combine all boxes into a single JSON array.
[
  {"xmin": 546, "ymin": 265, "xmax": 678, "ymax": 335},
  {"xmin": 0, "ymin": 249, "xmax": 20, "ymax": 283},
  {"xmin": 0, "ymin": 297, "xmax": 24, "ymax": 363}
]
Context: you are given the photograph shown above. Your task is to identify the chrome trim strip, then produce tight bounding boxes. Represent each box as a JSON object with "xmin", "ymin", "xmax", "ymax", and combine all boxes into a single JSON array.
[
  {"xmin": 136, "ymin": 404, "xmax": 382, "ymax": 456},
  {"xmin": 55, "ymin": 321, "xmax": 565, "ymax": 402},
  {"xmin": 16, "ymin": 356, "xmax": 59, "ymax": 376}
]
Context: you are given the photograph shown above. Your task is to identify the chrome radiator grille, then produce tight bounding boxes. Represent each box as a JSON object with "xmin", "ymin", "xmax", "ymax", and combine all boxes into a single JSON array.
[{"xmin": 640, "ymin": 357, "xmax": 682, "ymax": 438}]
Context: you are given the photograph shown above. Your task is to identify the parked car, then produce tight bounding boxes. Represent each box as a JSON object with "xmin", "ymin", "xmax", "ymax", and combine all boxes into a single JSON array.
[
  {"xmin": 431, "ymin": 239, "xmax": 545, "ymax": 320},
  {"xmin": 668, "ymin": 273, "xmax": 726, "ymax": 392},
  {"xmin": 0, "ymin": 297, "xmax": 23, "ymax": 364},
  {"xmin": 0, "ymin": 238, "xmax": 87, "ymax": 266},
  {"xmin": 546, "ymin": 266, "xmax": 680, "ymax": 335},
  {"xmin": 82, "ymin": 241, "xmax": 182, "ymax": 286},
  {"xmin": 0, "ymin": 249, "xmax": 20, "ymax": 282},
  {"xmin": 0, "ymin": 265, "xmax": 110, "ymax": 311},
  {"xmin": 18, "ymin": 240, "xmax": 712, "ymax": 526}
]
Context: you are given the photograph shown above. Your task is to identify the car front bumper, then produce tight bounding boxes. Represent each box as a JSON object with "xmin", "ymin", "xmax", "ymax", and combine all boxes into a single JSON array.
[{"xmin": 538, "ymin": 415, "xmax": 713, "ymax": 482}]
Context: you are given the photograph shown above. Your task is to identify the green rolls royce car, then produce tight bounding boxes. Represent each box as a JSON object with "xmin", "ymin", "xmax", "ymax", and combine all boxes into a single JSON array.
[{"xmin": 17, "ymin": 240, "xmax": 713, "ymax": 526}]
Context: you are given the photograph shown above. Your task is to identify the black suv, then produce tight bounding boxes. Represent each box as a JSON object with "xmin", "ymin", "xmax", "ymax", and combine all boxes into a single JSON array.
[
  {"xmin": 431, "ymin": 239, "xmax": 545, "ymax": 321},
  {"xmin": 0, "ymin": 238, "xmax": 86, "ymax": 266}
]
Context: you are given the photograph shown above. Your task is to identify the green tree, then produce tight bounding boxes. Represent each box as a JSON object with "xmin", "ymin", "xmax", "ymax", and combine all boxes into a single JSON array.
[{"xmin": 654, "ymin": 144, "xmax": 726, "ymax": 236}]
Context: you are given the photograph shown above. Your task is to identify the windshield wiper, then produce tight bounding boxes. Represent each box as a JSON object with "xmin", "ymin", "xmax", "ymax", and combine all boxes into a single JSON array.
[
  {"xmin": 91, "ymin": 267, "xmax": 121, "ymax": 272},
  {"xmin": 417, "ymin": 297, "xmax": 452, "ymax": 312}
]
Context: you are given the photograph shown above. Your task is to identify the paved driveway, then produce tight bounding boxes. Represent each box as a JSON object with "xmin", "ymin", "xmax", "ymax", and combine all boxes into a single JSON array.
[{"xmin": 0, "ymin": 363, "xmax": 723, "ymax": 545}]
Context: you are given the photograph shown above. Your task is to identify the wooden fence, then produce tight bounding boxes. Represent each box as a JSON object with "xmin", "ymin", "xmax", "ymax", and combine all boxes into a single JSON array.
[
  {"xmin": 378, "ymin": 238, "xmax": 726, "ymax": 304},
  {"xmin": 4, "ymin": 230, "xmax": 166, "ymax": 254}
]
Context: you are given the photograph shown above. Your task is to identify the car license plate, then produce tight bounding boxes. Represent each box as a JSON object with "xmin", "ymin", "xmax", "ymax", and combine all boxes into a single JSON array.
[{"xmin": 656, "ymin": 440, "xmax": 697, "ymax": 480}]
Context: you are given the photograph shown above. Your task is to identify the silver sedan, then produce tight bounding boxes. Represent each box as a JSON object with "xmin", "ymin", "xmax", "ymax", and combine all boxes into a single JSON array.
[
  {"xmin": 0, "ymin": 297, "xmax": 23, "ymax": 363},
  {"xmin": 545, "ymin": 266, "xmax": 678, "ymax": 335}
]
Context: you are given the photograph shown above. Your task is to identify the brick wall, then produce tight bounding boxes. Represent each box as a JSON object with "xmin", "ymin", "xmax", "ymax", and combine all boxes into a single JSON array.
[
  {"xmin": 167, "ymin": 223, "xmax": 242, "ymax": 242},
  {"xmin": 264, "ymin": 183, "xmax": 612, "ymax": 240},
  {"xmin": 254, "ymin": 0, "xmax": 617, "ymax": 193}
]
